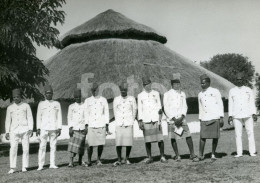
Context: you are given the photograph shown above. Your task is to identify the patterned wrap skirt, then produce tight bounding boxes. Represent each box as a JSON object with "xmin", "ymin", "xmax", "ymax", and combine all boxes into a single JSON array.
[
  {"xmin": 115, "ymin": 126, "xmax": 133, "ymax": 146},
  {"xmin": 68, "ymin": 131, "xmax": 86, "ymax": 155},
  {"xmin": 87, "ymin": 127, "xmax": 106, "ymax": 146},
  {"xmin": 168, "ymin": 121, "xmax": 191, "ymax": 140},
  {"xmin": 200, "ymin": 119, "xmax": 220, "ymax": 139},
  {"xmin": 143, "ymin": 122, "xmax": 163, "ymax": 143}
]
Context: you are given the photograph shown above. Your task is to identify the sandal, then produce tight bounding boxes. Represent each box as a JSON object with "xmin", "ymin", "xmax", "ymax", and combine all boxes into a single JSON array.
[
  {"xmin": 125, "ymin": 159, "xmax": 131, "ymax": 165},
  {"xmin": 211, "ymin": 154, "xmax": 218, "ymax": 161},
  {"xmin": 160, "ymin": 156, "xmax": 167, "ymax": 163},
  {"xmin": 85, "ymin": 162, "xmax": 92, "ymax": 167},
  {"xmin": 96, "ymin": 160, "xmax": 103, "ymax": 166},
  {"xmin": 68, "ymin": 163, "xmax": 74, "ymax": 168},
  {"xmin": 173, "ymin": 156, "xmax": 181, "ymax": 162},
  {"xmin": 113, "ymin": 161, "xmax": 121, "ymax": 167},
  {"xmin": 143, "ymin": 158, "xmax": 153, "ymax": 164},
  {"xmin": 198, "ymin": 156, "xmax": 205, "ymax": 161},
  {"xmin": 190, "ymin": 155, "xmax": 200, "ymax": 162}
]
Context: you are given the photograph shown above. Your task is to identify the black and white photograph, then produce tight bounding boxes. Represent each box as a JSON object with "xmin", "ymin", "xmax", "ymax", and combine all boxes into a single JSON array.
[{"xmin": 1, "ymin": 0, "xmax": 260, "ymax": 182}]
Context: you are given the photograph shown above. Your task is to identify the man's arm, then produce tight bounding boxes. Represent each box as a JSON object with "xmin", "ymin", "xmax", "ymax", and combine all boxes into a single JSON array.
[
  {"xmin": 132, "ymin": 97, "xmax": 137, "ymax": 121},
  {"xmin": 5, "ymin": 107, "xmax": 11, "ymax": 140},
  {"xmin": 216, "ymin": 90, "xmax": 224, "ymax": 127},
  {"xmin": 104, "ymin": 98, "xmax": 110, "ymax": 134},
  {"xmin": 36, "ymin": 102, "xmax": 42, "ymax": 135},
  {"xmin": 26, "ymin": 104, "xmax": 34, "ymax": 137},
  {"xmin": 228, "ymin": 90, "xmax": 234, "ymax": 125},
  {"xmin": 198, "ymin": 94, "xmax": 202, "ymax": 121}
]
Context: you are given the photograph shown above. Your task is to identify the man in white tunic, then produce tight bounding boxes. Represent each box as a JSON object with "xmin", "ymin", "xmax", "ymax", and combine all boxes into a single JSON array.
[
  {"xmin": 228, "ymin": 73, "xmax": 257, "ymax": 157},
  {"xmin": 5, "ymin": 88, "xmax": 33, "ymax": 174},
  {"xmin": 198, "ymin": 74, "xmax": 224, "ymax": 161},
  {"xmin": 37, "ymin": 85, "xmax": 62, "ymax": 170},
  {"xmin": 138, "ymin": 76, "xmax": 166, "ymax": 164},
  {"xmin": 164, "ymin": 74, "xmax": 199, "ymax": 162},
  {"xmin": 113, "ymin": 82, "xmax": 137, "ymax": 166},
  {"xmin": 84, "ymin": 83, "xmax": 109, "ymax": 166},
  {"xmin": 67, "ymin": 89, "xmax": 88, "ymax": 167}
]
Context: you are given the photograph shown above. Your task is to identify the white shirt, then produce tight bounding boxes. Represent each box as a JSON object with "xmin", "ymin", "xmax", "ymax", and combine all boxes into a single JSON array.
[
  {"xmin": 164, "ymin": 89, "xmax": 187, "ymax": 120},
  {"xmin": 113, "ymin": 95, "xmax": 137, "ymax": 126},
  {"xmin": 5, "ymin": 102, "xmax": 33, "ymax": 133},
  {"xmin": 229, "ymin": 86, "xmax": 256, "ymax": 118},
  {"xmin": 84, "ymin": 96, "xmax": 109, "ymax": 128},
  {"xmin": 198, "ymin": 87, "xmax": 224, "ymax": 121},
  {"xmin": 37, "ymin": 100, "xmax": 62, "ymax": 130},
  {"xmin": 67, "ymin": 102, "xmax": 86, "ymax": 130},
  {"xmin": 138, "ymin": 90, "xmax": 162, "ymax": 123}
]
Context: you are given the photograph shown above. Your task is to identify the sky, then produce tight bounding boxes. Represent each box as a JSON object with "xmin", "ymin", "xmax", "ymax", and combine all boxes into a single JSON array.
[{"xmin": 36, "ymin": 0, "xmax": 260, "ymax": 73}]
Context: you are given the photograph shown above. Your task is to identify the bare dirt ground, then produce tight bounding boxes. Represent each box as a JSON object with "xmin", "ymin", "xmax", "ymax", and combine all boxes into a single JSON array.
[{"xmin": 0, "ymin": 123, "xmax": 260, "ymax": 183}]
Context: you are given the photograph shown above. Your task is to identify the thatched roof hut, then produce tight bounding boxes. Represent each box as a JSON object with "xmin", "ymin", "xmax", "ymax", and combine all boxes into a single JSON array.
[{"xmin": 46, "ymin": 9, "xmax": 234, "ymax": 99}]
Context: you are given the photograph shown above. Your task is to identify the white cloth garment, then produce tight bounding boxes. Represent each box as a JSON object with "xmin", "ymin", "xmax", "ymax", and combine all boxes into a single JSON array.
[
  {"xmin": 113, "ymin": 95, "xmax": 137, "ymax": 127},
  {"xmin": 37, "ymin": 100, "xmax": 62, "ymax": 130},
  {"xmin": 67, "ymin": 102, "xmax": 86, "ymax": 130},
  {"xmin": 198, "ymin": 87, "xmax": 224, "ymax": 121},
  {"xmin": 229, "ymin": 86, "xmax": 257, "ymax": 118},
  {"xmin": 229, "ymin": 86, "xmax": 257, "ymax": 156},
  {"xmin": 38, "ymin": 130, "xmax": 58, "ymax": 167},
  {"xmin": 5, "ymin": 102, "xmax": 33, "ymax": 169},
  {"xmin": 37, "ymin": 100, "xmax": 62, "ymax": 167},
  {"xmin": 233, "ymin": 117, "xmax": 255, "ymax": 156},
  {"xmin": 9, "ymin": 131, "xmax": 30, "ymax": 169},
  {"xmin": 163, "ymin": 89, "xmax": 187, "ymax": 120},
  {"xmin": 5, "ymin": 102, "xmax": 33, "ymax": 133},
  {"xmin": 138, "ymin": 90, "xmax": 162, "ymax": 123},
  {"xmin": 84, "ymin": 96, "xmax": 109, "ymax": 128}
]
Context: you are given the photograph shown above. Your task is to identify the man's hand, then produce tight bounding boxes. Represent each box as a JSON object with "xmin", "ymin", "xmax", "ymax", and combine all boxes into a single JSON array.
[
  {"xmin": 228, "ymin": 116, "xmax": 233, "ymax": 125},
  {"xmin": 158, "ymin": 109, "xmax": 163, "ymax": 115},
  {"xmin": 36, "ymin": 129, "xmax": 41, "ymax": 136},
  {"xmin": 219, "ymin": 117, "xmax": 224, "ymax": 128},
  {"xmin": 138, "ymin": 120, "xmax": 144, "ymax": 130},
  {"xmin": 5, "ymin": 133, "xmax": 10, "ymax": 140},
  {"xmin": 175, "ymin": 116, "xmax": 184, "ymax": 127},
  {"xmin": 253, "ymin": 114, "xmax": 258, "ymax": 122},
  {"xmin": 69, "ymin": 127, "xmax": 73, "ymax": 137},
  {"xmin": 28, "ymin": 130, "xmax": 33, "ymax": 137},
  {"xmin": 106, "ymin": 124, "xmax": 109, "ymax": 133},
  {"xmin": 56, "ymin": 129, "xmax": 61, "ymax": 137},
  {"xmin": 84, "ymin": 128, "xmax": 88, "ymax": 135}
]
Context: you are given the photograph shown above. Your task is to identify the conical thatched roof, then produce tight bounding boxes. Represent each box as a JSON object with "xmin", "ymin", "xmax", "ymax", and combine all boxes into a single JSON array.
[
  {"xmin": 57, "ymin": 9, "xmax": 167, "ymax": 49},
  {"xmin": 46, "ymin": 9, "xmax": 234, "ymax": 99}
]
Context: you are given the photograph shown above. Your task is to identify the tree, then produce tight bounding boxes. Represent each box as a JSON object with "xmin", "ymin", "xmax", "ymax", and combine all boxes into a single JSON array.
[
  {"xmin": 0, "ymin": 0, "xmax": 66, "ymax": 101},
  {"xmin": 200, "ymin": 53, "xmax": 255, "ymax": 87}
]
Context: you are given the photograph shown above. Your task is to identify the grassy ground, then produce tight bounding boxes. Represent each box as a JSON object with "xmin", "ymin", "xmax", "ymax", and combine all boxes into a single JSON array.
[{"xmin": 0, "ymin": 124, "xmax": 260, "ymax": 183}]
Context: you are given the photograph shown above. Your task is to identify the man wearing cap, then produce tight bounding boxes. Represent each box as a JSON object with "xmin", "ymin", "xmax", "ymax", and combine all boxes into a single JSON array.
[
  {"xmin": 198, "ymin": 74, "xmax": 224, "ymax": 160},
  {"xmin": 138, "ymin": 76, "xmax": 166, "ymax": 164},
  {"xmin": 113, "ymin": 82, "xmax": 137, "ymax": 166},
  {"xmin": 67, "ymin": 89, "xmax": 88, "ymax": 167},
  {"xmin": 5, "ymin": 88, "xmax": 33, "ymax": 174},
  {"xmin": 84, "ymin": 82, "xmax": 109, "ymax": 166},
  {"xmin": 228, "ymin": 73, "xmax": 257, "ymax": 157},
  {"xmin": 37, "ymin": 85, "xmax": 62, "ymax": 170},
  {"xmin": 164, "ymin": 74, "xmax": 199, "ymax": 162}
]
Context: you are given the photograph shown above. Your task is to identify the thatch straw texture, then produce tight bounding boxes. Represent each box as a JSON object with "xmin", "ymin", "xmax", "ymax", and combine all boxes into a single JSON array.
[
  {"xmin": 46, "ymin": 38, "xmax": 234, "ymax": 99},
  {"xmin": 57, "ymin": 9, "xmax": 167, "ymax": 49}
]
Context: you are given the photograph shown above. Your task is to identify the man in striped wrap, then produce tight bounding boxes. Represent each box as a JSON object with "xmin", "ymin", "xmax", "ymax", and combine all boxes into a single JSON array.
[
  {"xmin": 67, "ymin": 89, "xmax": 88, "ymax": 167},
  {"xmin": 138, "ymin": 76, "xmax": 167, "ymax": 164}
]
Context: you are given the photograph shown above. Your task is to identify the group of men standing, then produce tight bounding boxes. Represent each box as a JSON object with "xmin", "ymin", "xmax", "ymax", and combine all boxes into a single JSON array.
[{"xmin": 5, "ymin": 72, "xmax": 258, "ymax": 174}]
